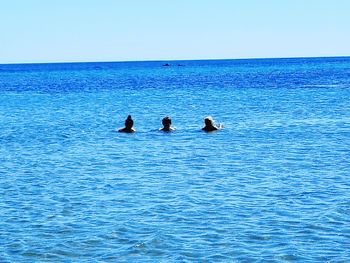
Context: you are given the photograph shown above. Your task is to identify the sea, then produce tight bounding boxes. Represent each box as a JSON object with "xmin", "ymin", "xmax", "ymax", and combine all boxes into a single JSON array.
[{"xmin": 0, "ymin": 57, "xmax": 350, "ymax": 262}]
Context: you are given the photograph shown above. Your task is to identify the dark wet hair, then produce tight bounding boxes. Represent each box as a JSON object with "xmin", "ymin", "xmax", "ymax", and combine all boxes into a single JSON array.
[
  {"xmin": 162, "ymin": 116, "xmax": 172, "ymax": 126},
  {"xmin": 125, "ymin": 115, "xmax": 134, "ymax": 127},
  {"xmin": 204, "ymin": 117, "xmax": 213, "ymax": 126}
]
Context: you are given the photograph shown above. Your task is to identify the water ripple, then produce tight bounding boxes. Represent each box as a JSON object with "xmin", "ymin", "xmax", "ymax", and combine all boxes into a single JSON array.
[{"xmin": 1, "ymin": 58, "xmax": 350, "ymax": 261}]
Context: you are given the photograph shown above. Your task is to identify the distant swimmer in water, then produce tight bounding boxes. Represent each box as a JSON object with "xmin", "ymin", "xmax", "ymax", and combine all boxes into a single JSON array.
[
  {"xmin": 118, "ymin": 115, "xmax": 136, "ymax": 133},
  {"xmin": 160, "ymin": 116, "xmax": 176, "ymax": 132},
  {"xmin": 202, "ymin": 116, "xmax": 222, "ymax": 132}
]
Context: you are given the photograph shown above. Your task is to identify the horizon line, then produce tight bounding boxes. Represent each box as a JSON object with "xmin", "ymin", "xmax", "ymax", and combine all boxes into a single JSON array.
[{"xmin": 1, "ymin": 55, "xmax": 349, "ymax": 66}]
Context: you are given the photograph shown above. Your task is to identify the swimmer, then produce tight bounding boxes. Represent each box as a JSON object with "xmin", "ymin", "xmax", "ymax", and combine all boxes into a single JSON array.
[
  {"xmin": 202, "ymin": 116, "xmax": 221, "ymax": 132},
  {"xmin": 160, "ymin": 116, "xmax": 176, "ymax": 132},
  {"xmin": 118, "ymin": 115, "xmax": 136, "ymax": 133}
]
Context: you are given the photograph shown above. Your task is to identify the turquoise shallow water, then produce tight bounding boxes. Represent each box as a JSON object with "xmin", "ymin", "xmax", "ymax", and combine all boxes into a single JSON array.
[{"xmin": 1, "ymin": 57, "xmax": 350, "ymax": 262}]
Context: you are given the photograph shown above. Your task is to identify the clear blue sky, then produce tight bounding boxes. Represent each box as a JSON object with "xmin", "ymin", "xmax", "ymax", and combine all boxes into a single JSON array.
[{"xmin": 1, "ymin": 0, "xmax": 349, "ymax": 63}]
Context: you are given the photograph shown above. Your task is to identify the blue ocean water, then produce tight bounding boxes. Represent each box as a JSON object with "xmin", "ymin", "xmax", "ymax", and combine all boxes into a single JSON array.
[{"xmin": 1, "ymin": 57, "xmax": 350, "ymax": 262}]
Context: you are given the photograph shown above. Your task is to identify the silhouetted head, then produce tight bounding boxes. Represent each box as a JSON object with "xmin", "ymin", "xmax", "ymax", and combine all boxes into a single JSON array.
[
  {"xmin": 162, "ymin": 116, "xmax": 172, "ymax": 127},
  {"xmin": 125, "ymin": 115, "xmax": 134, "ymax": 129},
  {"xmin": 202, "ymin": 116, "xmax": 219, "ymax": 132},
  {"xmin": 204, "ymin": 117, "xmax": 214, "ymax": 127}
]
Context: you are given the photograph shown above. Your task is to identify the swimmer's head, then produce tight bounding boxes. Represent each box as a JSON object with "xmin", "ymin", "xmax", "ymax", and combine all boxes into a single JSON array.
[
  {"xmin": 204, "ymin": 116, "xmax": 214, "ymax": 126},
  {"xmin": 162, "ymin": 116, "xmax": 172, "ymax": 127},
  {"xmin": 125, "ymin": 115, "xmax": 134, "ymax": 128}
]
